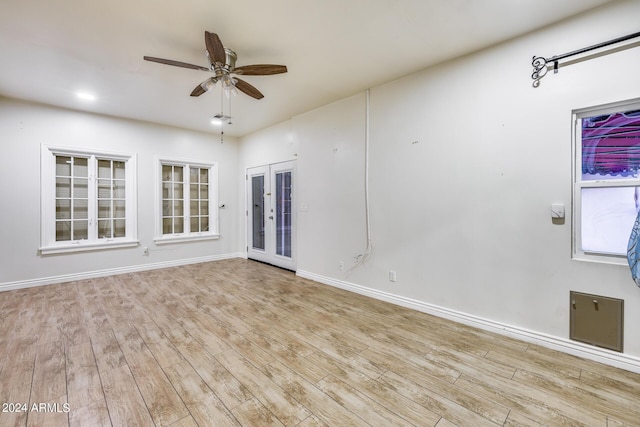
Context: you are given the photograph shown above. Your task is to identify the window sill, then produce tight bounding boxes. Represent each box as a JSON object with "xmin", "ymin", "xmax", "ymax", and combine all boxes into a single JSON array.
[
  {"xmin": 154, "ymin": 234, "xmax": 220, "ymax": 245},
  {"xmin": 572, "ymin": 252, "xmax": 628, "ymax": 266},
  {"xmin": 40, "ymin": 240, "xmax": 139, "ymax": 255}
]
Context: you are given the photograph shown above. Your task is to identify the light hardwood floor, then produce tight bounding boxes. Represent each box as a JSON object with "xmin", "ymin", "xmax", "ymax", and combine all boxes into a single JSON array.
[{"xmin": 1, "ymin": 259, "xmax": 639, "ymax": 426}]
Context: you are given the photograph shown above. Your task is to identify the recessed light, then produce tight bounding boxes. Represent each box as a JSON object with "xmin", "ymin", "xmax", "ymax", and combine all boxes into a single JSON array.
[{"xmin": 76, "ymin": 92, "xmax": 96, "ymax": 101}]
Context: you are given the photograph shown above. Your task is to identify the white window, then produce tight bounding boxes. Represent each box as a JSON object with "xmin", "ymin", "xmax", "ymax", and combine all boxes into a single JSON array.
[
  {"xmin": 155, "ymin": 158, "xmax": 219, "ymax": 243},
  {"xmin": 40, "ymin": 146, "xmax": 138, "ymax": 254},
  {"xmin": 573, "ymin": 99, "xmax": 640, "ymax": 264}
]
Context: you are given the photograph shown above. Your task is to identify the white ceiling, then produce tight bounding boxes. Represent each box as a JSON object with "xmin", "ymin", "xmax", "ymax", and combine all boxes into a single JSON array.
[{"xmin": 0, "ymin": 0, "xmax": 616, "ymax": 137}]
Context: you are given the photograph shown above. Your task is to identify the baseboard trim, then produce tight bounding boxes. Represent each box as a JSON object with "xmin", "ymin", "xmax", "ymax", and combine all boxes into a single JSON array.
[
  {"xmin": 0, "ymin": 252, "xmax": 245, "ymax": 292},
  {"xmin": 296, "ymin": 269, "xmax": 640, "ymax": 374}
]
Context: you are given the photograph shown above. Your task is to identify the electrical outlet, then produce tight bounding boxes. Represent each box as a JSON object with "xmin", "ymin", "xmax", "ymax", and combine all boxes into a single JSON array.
[
  {"xmin": 389, "ymin": 270, "xmax": 397, "ymax": 282},
  {"xmin": 338, "ymin": 261, "xmax": 344, "ymax": 271}
]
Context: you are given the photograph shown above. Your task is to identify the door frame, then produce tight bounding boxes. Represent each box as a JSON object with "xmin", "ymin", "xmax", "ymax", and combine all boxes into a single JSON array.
[{"xmin": 246, "ymin": 160, "xmax": 296, "ymax": 271}]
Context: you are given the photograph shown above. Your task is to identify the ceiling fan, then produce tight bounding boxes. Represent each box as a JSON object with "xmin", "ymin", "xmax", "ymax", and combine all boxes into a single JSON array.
[{"xmin": 144, "ymin": 31, "xmax": 287, "ymax": 100}]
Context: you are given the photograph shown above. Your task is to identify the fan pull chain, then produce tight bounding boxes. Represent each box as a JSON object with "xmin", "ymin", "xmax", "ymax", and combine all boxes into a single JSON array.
[{"xmin": 220, "ymin": 87, "xmax": 224, "ymax": 143}]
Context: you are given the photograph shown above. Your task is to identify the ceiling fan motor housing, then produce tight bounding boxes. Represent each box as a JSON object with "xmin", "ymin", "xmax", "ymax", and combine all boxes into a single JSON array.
[{"xmin": 223, "ymin": 48, "xmax": 237, "ymax": 72}]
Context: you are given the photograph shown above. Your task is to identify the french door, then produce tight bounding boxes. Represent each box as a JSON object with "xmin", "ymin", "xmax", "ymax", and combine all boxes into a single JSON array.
[{"xmin": 247, "ymin": 161, "xmax": 295, "ymax": 271}]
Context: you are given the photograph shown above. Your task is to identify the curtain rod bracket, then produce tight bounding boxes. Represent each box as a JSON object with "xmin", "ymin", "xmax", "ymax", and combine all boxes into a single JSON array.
[{"xmin": 532, "ymin": 31, "xmax": 640, "ymax": 87}]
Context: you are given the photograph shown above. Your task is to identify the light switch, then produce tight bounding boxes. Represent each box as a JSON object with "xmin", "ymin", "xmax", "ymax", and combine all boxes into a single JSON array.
[{"xmin": 551, "ymin": 203, "xmax": 565, "ymax": 219}]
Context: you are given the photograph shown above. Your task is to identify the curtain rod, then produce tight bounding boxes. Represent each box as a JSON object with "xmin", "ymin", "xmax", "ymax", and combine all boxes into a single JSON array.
[{"xmin": 531, "ymin": 31, "xmax": 640, "ymax": 87}]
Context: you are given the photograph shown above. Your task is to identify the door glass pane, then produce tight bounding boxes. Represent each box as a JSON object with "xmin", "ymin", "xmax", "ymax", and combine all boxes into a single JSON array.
[
  {"xmin": 251, "ymin": 175, "xmax": 265, "ymax": 250},
  {"xmin": 275, "ymin": 171, "xmax": 292, "ymax": 258}
]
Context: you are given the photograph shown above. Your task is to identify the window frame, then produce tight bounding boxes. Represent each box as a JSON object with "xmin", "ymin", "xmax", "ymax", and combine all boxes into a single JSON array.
[
  {"xmin": 40, "ymin": 145, "xmax": 138, "ymax": 255},
  {"xmin": 572, "ymin": 98, "xmax": 640, "ymax": 264},
  {"xmin": 154, "ymin": 157, "xmax": 219, "ymax": 244}
]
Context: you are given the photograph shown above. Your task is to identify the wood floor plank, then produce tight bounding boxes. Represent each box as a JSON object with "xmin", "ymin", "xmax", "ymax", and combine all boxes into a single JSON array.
[
  {"xmin": 68, "ymin": 398, "xmax": 111, "ymax": 427},
  {"xmin": 90, "ymin": 330, "xmax": 127, "ymax": 374},
  {"xmin": 579, "ymin": 369, "xmax": 640, "ymax": 412},
  {"xmin": 26, "ymin": 395, "xmax": 69, "ymax": 427},
  {"xmin": 512, "ymin": 369, "xmax": 637, "ymax": 425},
  {"xmin": 231, "ymin": 397, "xmax": 286, "ymax": 427},
  {"xmin": 261, "ymin": 360, "xmax": 371, "ymax": 426},
  {"xmin": 66, "ymin": 364, "xmax": 105, "ymax": 415},
  {"xmin": 306, "ymin": 350, "xmax": 442, "ymax": 426},
  {"xmin": 378, "ymin": 370, "xmax": 502, "ymax": 427},
  {"xmin": 315, "ymin": 374, "xmax": 425, "ymax": 426},
  {"xmin": 164, "ymin": 361, "xmax": 241, "ymax": 427},
  {"xmin": 454, "ymin": 373, "xmax": 599, "ymax": 426},
  {"xmin": 30, "ymin": 339, "xmax": 67, "ymax": 404},
  {"xmin": 167, "ymin": 415, "xmax": 199, "ymax": 427},
  {"xmin": 0, "ymin": 337, "xmax": 37, "ymax": 394},
  {"xmin": 485, "ymin": 345, "xmax": 582, "ymax": 380},
  {"xmin": 503, "ymin": 410, "xmax": 545, "ymax": 426},
  {"xmin": 66, "ymin": 341, "xmax": 110, "ymax": 416},
  {"xmin": 167, "ymin": 331, "xmax": 253, "ymax": 409},
  {"xmin": 101, "ymin": 365, "xmax": 155, "ymax": 427},
  {"xmin": 216, "ymin": 349, "xmax": 312, "ymax": 426}
]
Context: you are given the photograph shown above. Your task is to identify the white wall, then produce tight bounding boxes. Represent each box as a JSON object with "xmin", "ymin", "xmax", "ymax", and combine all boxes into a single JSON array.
[
  {"xmin": 239, "ymin": 0, "xmax": 640, "ymax": 365},
  {"xmin": 0, "ymin": 98, "xmax": 241, "ymax": 287}
]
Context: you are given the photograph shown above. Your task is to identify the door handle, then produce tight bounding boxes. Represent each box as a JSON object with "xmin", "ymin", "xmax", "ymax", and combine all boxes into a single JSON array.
[{"xmin": 268, "ymin": 215, "xmax": 274, "ymax": 219}]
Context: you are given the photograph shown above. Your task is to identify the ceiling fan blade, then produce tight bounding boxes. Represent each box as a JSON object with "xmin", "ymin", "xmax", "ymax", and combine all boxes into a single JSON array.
[
  {"xmin": 233, "ymin": 64, "xmax": 288, "ymax": 75},
  {"xmin": 234, "ymin": 78, "xmax": 264, "ymax": 99},
  {"xmin": 143, "ymin": 56, "xmax": 209, "ymax": 72},
  {"xmin": 190, "ymin": 77, "xmax": 216, "ymax": 97},
  {"xmin": 205, "ymin": 31, "xmax": 226, "ymax": 64}
]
